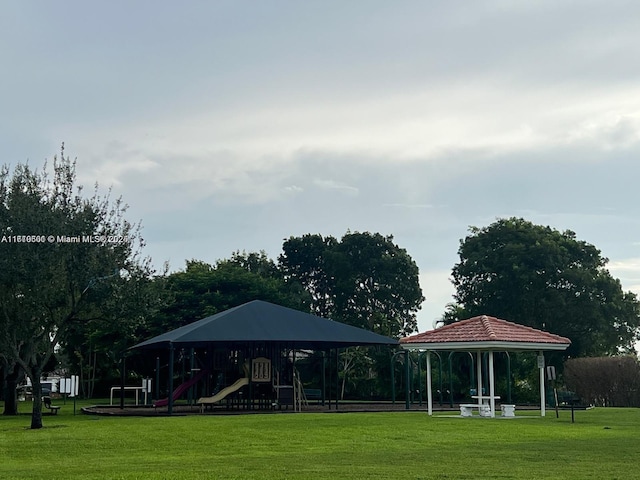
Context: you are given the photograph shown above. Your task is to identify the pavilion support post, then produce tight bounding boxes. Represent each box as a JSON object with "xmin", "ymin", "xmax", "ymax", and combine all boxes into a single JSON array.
[
  {"xmin": 119, "ymin": 354, "xmax": 126, "ymax": 410},
  {"xmin": 168, "ymin": 343, "xmax": 175, "ymax": 415},
  {"xmin": 417, "ymin": 353, "xmax": 422, "ymax": 406},
  {"xmin": 155, "ymin": 356, "xmax": 160, "ymax": 403},
  {"xmin": 293, "ymin": 349, "xmax": 297, "ymax": 412},
  {"xmin": 505, "ymin": 352, "xmax": 512, "ymax": 404},
  {"xmin": 476, "ymin": 351, "xmax": 482, "ymax": 406},
  {"xmin": 488, "ymin": 351, "xmax": 496, "ymax": 417},
  {"xmin": 335, "ymin": 348, "xmax": 339, "ymax": 410},
  {"xmin": 539, "ymin": 351, "xmax": 546, "ymax": 417},
  {"xmin": 426, "ymin": 351, "xmax": 433, "ymax": 416},
  {"xmin": 448, "ymin": 352, "xmax": 454, "ymax": 407},
  {"xmin": 321, "ymin": 351, "xmax": 326, "ymax": 406},
  {"xmin": 188, "ymin": 347, "xmax": 195, "ymax": 406},
  {"xmin": 328, "ymin": 349, "xmax": 332, "ymax": 410},
  {"xmin": 404, "ymin": 350, "xmax": 410, "ymax": 410},
  {"xmin": 391, "ymin": 354, "xmax": 396, "ymax": 405}
]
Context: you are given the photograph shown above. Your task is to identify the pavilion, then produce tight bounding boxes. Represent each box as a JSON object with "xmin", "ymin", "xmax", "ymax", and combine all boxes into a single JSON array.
[
  {"xmin": 400, "ymin": 315, "xmax": 571, "ymax": 417},
  {"xmin": 131, "ymin": 300, "xmax": 399, "ymax": 413}
]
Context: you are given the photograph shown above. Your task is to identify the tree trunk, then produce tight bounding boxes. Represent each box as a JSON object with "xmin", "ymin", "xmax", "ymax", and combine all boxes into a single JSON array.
[
  {"xmin": 2, "ymin": 363, "xmax": 21, "ymax": 416},
  {"xmin": 29, "ymin": 366, "xmax": 44, "ymax": 429}
]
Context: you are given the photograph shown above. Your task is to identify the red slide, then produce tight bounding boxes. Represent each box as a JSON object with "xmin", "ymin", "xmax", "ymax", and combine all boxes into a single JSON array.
[{"xmin": 153, "ymin": 370, "xmax": 209, "ymax": 407}]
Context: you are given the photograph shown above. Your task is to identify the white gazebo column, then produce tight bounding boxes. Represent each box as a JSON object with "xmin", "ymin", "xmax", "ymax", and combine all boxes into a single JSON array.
[
  {"xmin": 538, "ymin": 351, "xmax": 546, "ymax": 417},
  {"xmin": 488, "ymin": 351, "xmax": 495, "ymax": 418},
  {"xmin": 476, "ymin": 351, "xmax": 482, "ymax": 406},
  {"xmin": 426, "ymin": 351, "xmax": 433, "ymax": 416}
]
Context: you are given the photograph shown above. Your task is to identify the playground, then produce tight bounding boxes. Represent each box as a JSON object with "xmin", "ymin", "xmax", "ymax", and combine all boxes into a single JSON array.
[
  {"xmin": 1, "ymin": 402, "xmax": 638, "ymax": 479},
  {"xmin": 124, "ymin": 300, "xmax": 400, "ymax": 414}
]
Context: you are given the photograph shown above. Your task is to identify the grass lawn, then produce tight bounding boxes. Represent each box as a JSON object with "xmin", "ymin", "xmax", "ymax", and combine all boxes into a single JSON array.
[{"xmin": 1, "ymin": 401, "xmax": 638, "ymax": 479}]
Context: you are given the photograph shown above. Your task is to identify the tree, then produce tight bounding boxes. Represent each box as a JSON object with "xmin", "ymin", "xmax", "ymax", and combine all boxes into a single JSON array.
[
  {"xmin": 280, "ymin": 232, "xmax": 424, "ymax": 399},
  {"xmin": 280, "ymin": 232, "xmax": 424, "ymax": 337},
  {"xmin": 451, "ymin": 217, "xmax": 640, "ymax": 356},
  {"xmin": 147, "ymin": 253, "xmax": 309, "ymax": 336},
  {"xmin": 1, "ymin": 358, "xmax": 22, "ymax": 415},
  {"xmin": 0, "ymin": 147, "xmax": 154, "ymax": 428},
  {"xmin": 439, "ymin": 302, "xmax": 467, "ymax": 327},
  {"xmin": 277, "ymin": 234, "xmax": 337, "ymax": 318}
]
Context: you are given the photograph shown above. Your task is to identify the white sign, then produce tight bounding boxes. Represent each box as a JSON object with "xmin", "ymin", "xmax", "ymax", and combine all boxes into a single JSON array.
[
  {"xmin": 141, "ymin": 378, "xmax": 152, "ymax": 393},
  {"xmin": 70, "ymin": 375, "xmax": 79, "ymax": 397},
  {"xmin": 537, "ymin": 355, "xmax": 545, "ymax": 369},
  {"xmin": 59, "ymin": 376, "xmax": 79, "ymax": 396},
  {"xmin": 60, "ymin": 378, "xmax": 72, "ymax": 395},
  {"xmin": 546, "ymin": 366, "xmax": 556, "ymax": 381}
]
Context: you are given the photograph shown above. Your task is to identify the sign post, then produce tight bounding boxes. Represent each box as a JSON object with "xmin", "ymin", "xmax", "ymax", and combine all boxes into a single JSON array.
[
  {"xmin": 60, "ymin": 375, "xmax": 79, "ymax": 414},
  {"xmin": 537, "ymin": 354, "xmax": 545, "ymax": 417}
]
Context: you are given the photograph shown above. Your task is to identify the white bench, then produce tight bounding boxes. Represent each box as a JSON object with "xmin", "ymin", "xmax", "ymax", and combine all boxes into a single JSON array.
[
  {"xmin": 459, "ymin": 403, "xmax": 491, "ymax": 417},
  {"xmin": 500, "ymin": 404, "xmax": 516, "ymax": 417}
]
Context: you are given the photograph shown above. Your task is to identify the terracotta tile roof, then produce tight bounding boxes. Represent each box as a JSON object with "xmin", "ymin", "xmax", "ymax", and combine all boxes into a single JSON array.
[{"xmin": 400, "ymin": 315, "xmax": 571, "ymax": 346}]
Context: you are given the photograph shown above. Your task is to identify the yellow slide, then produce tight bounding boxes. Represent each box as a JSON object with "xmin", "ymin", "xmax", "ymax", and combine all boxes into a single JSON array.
[{"xmin": 197, "ymin": 377, "xmax": 249, "ymax": 407}]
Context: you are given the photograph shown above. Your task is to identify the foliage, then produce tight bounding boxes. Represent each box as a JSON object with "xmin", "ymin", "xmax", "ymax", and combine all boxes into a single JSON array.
[
  {"xmin": 338, "ymin": 347, "xmax": 374, "ymax": 399},
  {"xmin": 280, "ymin": 231, "xmax": 424, "ymax": 400},
  {"xmin": 1, "ymin": 406, "xmax": 639, "ymax": 479},
  {"xmin": 451, "ymin": 217, "xmax": 640, "ymax": 356},
  {"xmin": 280, "ymin": 232, "xmax": 424, "ymax": 338},
  {"xmin": 147, "ymin": 252, "xmax": 310, "ymax": 337},
  {"xmin": 61, "ymin": 271, "xmax": 167, "ymax": 398},
  {"xmin": 277, "ymin": 234, "xmax": 337, "ymax": 318},
  {"xmin": 439, "ymin": 302, "xmax": 467, "ymax": 327},
  {"xmin": 564, "ymin": 356, "xmax": 640, "ymax": 407},
  {"xmin": 0, "ymin": 147, "xmax": 156, "ymax": 427}
]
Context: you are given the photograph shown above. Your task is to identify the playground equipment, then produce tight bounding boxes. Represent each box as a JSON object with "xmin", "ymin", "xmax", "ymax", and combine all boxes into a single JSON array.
[
  {"xmin": 153, "ymin": 369, "xmax": 209, "ymax": 408},
  {"xmin": 194, "ymin": 356, "xmax": 312, "ymax": 413},
  {"xmin": 197, "ymin": 377, "xmax": 249, "ymax": 412}
]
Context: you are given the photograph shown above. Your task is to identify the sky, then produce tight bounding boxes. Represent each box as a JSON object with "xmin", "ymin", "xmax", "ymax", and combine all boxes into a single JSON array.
[{"xmin": 3, "ymin": 1, "xmax": 640, "ymax": 333}]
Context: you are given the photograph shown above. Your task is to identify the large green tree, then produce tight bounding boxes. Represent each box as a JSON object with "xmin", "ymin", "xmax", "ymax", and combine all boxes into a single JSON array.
[
  {"xmin": 280, "ymin": 232, "xmax": 424, "ymax": 399},
  {"xmin": 0, "ymin": 148, "xmax": 155, "ymax": 428},
  {"xmin": 276, "ymin": 234, "xmax": 337, "ymax": 318},
  {"xmin": 451, "ymin": 217, "xmax": 640, "ymax": 356},
  {"xmin": 280, "ymin": 232, "xmax": 424, "ymax": 338},
  {"xmin": 148, "ymin": 251, "xmax": 309, "ymax": 336}
]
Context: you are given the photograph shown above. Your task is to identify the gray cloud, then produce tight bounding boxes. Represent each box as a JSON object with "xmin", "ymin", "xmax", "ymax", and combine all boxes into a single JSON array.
[{"xmin": 4, "ymin": 0, "xmax": 640, "ymax": 332}]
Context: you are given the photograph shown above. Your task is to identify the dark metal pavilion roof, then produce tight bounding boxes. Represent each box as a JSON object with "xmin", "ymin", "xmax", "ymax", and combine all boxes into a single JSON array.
[{"xmin": 131, "ymin": 300, "xmax": 399, "ymax": 350}]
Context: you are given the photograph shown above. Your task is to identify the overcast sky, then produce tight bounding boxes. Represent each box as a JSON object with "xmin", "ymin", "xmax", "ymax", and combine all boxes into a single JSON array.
[{"xmin": 3, "ymin": 1, "xmax": 640, "ymax": 332}]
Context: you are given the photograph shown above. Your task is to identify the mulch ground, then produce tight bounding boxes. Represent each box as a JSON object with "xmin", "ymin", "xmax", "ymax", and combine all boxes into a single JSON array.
[{"xmin": 82, "ymin": 401, "xmax": 448, "ymax": 417}]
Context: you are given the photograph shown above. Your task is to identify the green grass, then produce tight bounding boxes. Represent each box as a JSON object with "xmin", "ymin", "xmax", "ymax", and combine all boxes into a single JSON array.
[{"xmin": 1, "ymin": 402, "xmax": 639, "ymax": 479}]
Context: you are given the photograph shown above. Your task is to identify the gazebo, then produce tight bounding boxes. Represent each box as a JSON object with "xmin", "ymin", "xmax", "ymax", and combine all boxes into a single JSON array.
[
  {"xmin": 400, "ymin": 315, "xmax": 571, "ymax": 417},
  {"xmin": 131, "ymin": 300, "xmax": 399, "ymax": 413}
]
